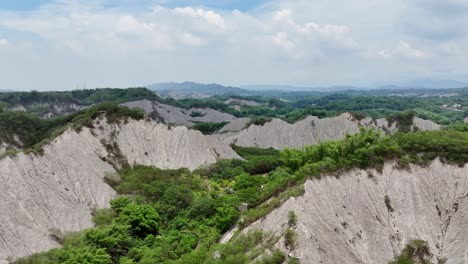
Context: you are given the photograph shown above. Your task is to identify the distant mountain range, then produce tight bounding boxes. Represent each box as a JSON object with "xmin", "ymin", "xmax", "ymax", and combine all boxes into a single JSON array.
[
  {"xmin": 246, "ymin": 79, "xmax": 468, "ymax": 91},
  {"xmin": 147, "ymin": 79, "xmax": 468, "ymax": 99},
  {"xmin": 242, "ymin": 85, "xmax": 365, "ymax": 91},
  {"xmin": 148, "ymin": 82, "xmax": 251, "ymax": 99},
  {"xmin": 377, "ymin": 79, "xmax": 468, "ymax": 90}
]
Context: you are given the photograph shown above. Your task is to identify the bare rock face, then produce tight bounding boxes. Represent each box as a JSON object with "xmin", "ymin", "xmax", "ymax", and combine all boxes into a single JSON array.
[
  {"xmin": 245, "ymin": 159, "xmax": 468, "ymax": 264},
  {"xmin": 412, "ymin": 117, "xmax": 442, "ymax": 131},
  {"xmin": 218, "ymin": 118, "xmax": 251, "ymax": 133},
  {"xmin": 122, "ymin": 100, "xmax": 237, "ymax": 126},
  {"xmin": 214, "ymin": 113, "xmax": 440, "ymax": 149},
  {"xmin": 8, "ymin": 103, "xmax": 88, "ymax": 118},
  {"xmin": 187, "ymin": 107, "xmax": 237, "ymax": 124},
  {"xmin": 0, "ymin": 129, "xmax": 116, "ymax": 263},
  {"xmin": 224, "ymin": 98, "xmax": 262, "ymax": 107},
  {"xmin": 0, "ymin": 118, "xmax": 240, "ymax": 263},
  {"xmin": 93, "ymin": 119, "xmax": 241, "ymax": 170}
]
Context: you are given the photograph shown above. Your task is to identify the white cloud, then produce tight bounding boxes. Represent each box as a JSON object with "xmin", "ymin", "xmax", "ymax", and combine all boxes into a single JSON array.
[
  {"xmin": 116, "ymin": 15, "xmax": 153, "ymax": 35},
  {"xmin": 379, "ymin": 41, "xmax": 428, "ymax": 59},
  {"xmin": 273, "ymin": 32, "xmax": 294, "ymax": 51},
  {"xmin": 180, "ymin": 32, "xmax": 205, "ymax": 46},
  {"xmin": 0, "ymin": 0, "xmax": 467, "ymax": 90},
  {"xmin": 173, "ymin": 7, "xmax": 225, "ymax": 31},
  {"xmin": 273, "ymin": 9, "xmax": 292, "ymax": 21},
  {"xmin": 115, "ymin": 15, "xmax": 172, "ymax": 50},
  {"xmin": 271, "ymin": 9, "xmax": 358, "ymax": 50}
]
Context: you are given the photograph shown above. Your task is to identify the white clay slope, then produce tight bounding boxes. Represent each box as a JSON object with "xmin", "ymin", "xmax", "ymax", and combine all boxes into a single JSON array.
[
  {"xmin": 93, "ymin": 119, "xmax": 240, "ymax": 170},
  {"xmin": 214, "ymin": 113, "xmax": 440, "ymax": 149},
  {"xmin": 0, "ymin": 118, "xmax": 240, "ymax": 263},
  {"xmin": 122, "ymin": 100, "xmax": 237, "ymax": 127},
  {"xmin": 245, "ymin": 159, "xmax": 468, "ymax": 264},
  {"xmin": 224, "ymin": 98, "xmax": 262, "ymax": 107},
  {"xmin": 0, "ymin": 129, "xmax": 116, "ymax": 263}
]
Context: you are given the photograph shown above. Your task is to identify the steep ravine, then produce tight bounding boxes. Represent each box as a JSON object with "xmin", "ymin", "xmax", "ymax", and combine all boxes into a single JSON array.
[
  {"xmin": 0, "ymin": 118, "xmax": 240, "ymax": 263},
  {"xmin": 244, "ymin": 159, "xmax": 468, "ymax": 264}
]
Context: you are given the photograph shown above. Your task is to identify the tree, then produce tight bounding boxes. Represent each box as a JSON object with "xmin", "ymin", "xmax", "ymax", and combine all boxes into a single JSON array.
[
  {"xmin": 84, "ymin": 224, "xmax": 132, "ymax": 260},
  {"xmin": 215, "ymin": 206, "xmax": 239, "ymax": 232},
  {"xmin": 57, "ymin": 246, "xmax": 111, "ymax": 264},
  {"xmin": 117, "ymin": 203, "xmax": 160, "ymax": 238}
]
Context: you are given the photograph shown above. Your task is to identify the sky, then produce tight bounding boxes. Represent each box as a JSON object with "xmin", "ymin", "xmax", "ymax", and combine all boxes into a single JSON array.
[{"xmin": 0, "ymin": 0, "xmax": 468, "ymax": 90}]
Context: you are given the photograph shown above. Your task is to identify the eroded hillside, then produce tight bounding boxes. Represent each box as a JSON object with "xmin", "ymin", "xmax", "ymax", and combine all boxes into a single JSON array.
[
  {"xmin": 244, "ymin": 159, "xmax": 468, "ymax": 264},
  {"xmin": 122, "ymin": 100, "xmax": 238, "ymax": 127},
  {"xmin": 0, "ymin": 118, "xmax": 239, "ymax": 263},
  {"xmin": 214, "ymin": 113, "xmax": 441, "ymax": 149}
]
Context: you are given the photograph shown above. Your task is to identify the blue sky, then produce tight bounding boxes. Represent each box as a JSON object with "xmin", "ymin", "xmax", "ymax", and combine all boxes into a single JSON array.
[
  {"xmin": 0, "ymin": 0, "xmax": 268, "ymax": 11},
  {"xmin": 1, "ymin": 0, "xmax": 468, "ymax": 90},
  {"xmin": 0, "ymin": 0, "xmax": 50, "ymax": 10}
]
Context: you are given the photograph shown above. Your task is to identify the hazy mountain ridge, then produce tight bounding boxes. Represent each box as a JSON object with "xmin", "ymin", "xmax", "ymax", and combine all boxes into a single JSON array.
[
  {"xmin": 148, "ymin": 82, "xmax": 252, "ymax": 99},
  {"xmin": 148, "ymin": 81, "xmax": 468, "ymax": 99}
]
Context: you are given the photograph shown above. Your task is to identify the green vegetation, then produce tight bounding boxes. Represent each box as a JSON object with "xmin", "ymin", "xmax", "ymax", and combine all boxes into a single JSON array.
[
  {"xmin": 388, "ymin": 240, "xmax": 432, "ymax": 264},
  {"xmin": 3, "ymin": 87, "xmax": 467, "ymax": 130},
  {"xmin": 0, "ymin": 103, "xmax": 144, "ymax": 155},
  {"xmin": 287, "ymin": 211, "xmax": 297, "ymax": 227},
  {"xmin": 246, "ymin": 117, "xmax": 273, "ymax": 127},
  {"xmin": 284, "ymin": 228, "xmax": 297, "ymax": 250},
  {"xmin": 0, "ymin": 88, "xmax": 157, "ymax": 108},
  {"xmin": 189, "ymin": 111, "xmax": 205, "ymax": 118},
  {"xmin": 214, "ymin": 94, "xmax": 268, "ymax": 105},
  {"xmin": 387, "ymin": 111, "xmax": 417, "ymax": 132},
  {"xmin": 280, "ymin": 128, "xmax": 468, "ymax": 177},
  {"xmin": 230, "ymin": 145, "xmax": 279, "ymax": 160},
  {"xmin": 3, "ymin": 86, "xmax": 467, "ymax": 263},
  {"xmin": 230, "ymin": 145, "xmax": 281, "ymax": 175},
  {"xmin": 162, "ymin": 97, "xmax": 239, "ymax": 117},
  {"xmin": 192, "ymin": 122, "xmax": 228, "ymax": 135},
  {"xmin": 13, "ymin": 160, "xmax": 289, "ymax": 264},
  {"xmin": 0, "ymin": 109, "xmax": 65, "ymax": 149},
  {"xmin": 4, "ymin": 86, "xmax": 468, "ymax": 127},
  {"xmin": 11, "ymin": 125, "xmax": 468, "ymax": 263},
  {"xmin": 212, "ymin": 88, "xmax": 468, "ymax": 125}
]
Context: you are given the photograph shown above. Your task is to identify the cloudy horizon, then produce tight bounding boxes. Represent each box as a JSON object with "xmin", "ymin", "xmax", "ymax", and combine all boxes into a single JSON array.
[{"xmin": 1, "ymin": 0, "xmax": 468, "ymax": 91}]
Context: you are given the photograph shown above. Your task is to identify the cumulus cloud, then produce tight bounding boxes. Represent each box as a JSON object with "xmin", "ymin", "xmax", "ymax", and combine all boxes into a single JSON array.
[
  {"xmin": 116, "ymin": 15, "xmax": 153, "ymax": 35},
  {"xmin": 173, "ymin": 7, "xmax": 225, "ymax": 31},
  {"xmin": 378, "ymin": 41, "xmax": 428, "ymax": 60},
  {"xmin": 272, "ymin": 9, "xmax": 358, "ymax": 50}
]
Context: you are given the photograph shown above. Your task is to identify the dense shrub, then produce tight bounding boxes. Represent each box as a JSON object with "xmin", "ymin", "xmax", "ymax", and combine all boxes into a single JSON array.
[
  {"xmin": 0, "ymin": 103, "xmax": 143, "ymax": 155},
  {"xmin": 388, "ymin": 240, "xmax": 432, "ymax": 264},
  {"xmin": 0, "ymin": 88, "xmax": 158, "ymax": 107},
  {"xmin": 192, "ymin": 122, "xmax": 227, "ymax": 135}
]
